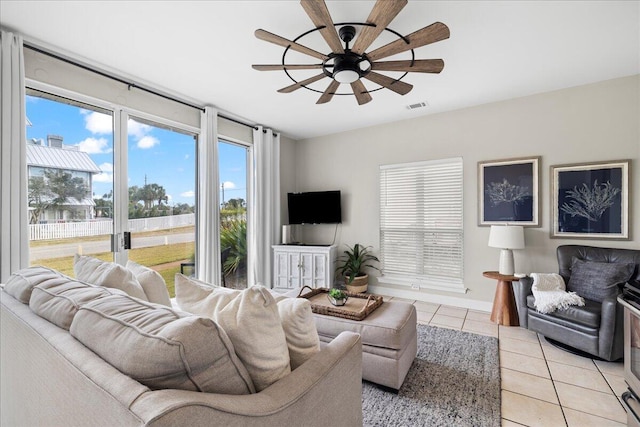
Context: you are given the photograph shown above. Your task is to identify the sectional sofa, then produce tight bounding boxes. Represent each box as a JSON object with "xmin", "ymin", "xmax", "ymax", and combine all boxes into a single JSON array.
[{"xmin": 0, "ymin": 266, "xmax": 363, "ymax": 426}]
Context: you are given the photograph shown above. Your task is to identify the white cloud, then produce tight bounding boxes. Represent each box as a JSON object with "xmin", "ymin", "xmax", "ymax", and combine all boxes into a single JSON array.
[
  {"xmin": 93, "ymin": 173, "xmax": 113, "ymax": 183},
  {"xmin": 84, "ymin": 111, "xmax": 112, "ymax": 134},
  {"xmin": 137, "ymin": 136, "xmax": 159, "ymax": 149},
  {"xmin": 221, "ymin": 181, "xmax": 236, "ymax": 189},
  {"xmin": 128, "ymin": 120, "xmax": 152, "ymax": 139},
  {"xmin": 77, "ymin": 137, "xmax": 112, "ymax": 154},
  {"xmin": 184, "ymin": 154, "xmax": 190, "ymax": 160},
  {"xmin": 180, "ymin": 190, "xmax": 195, "ymax": 198},
  {"xmin": 99, "ymin": 162, "xmax": 113, "ymax": 172}
]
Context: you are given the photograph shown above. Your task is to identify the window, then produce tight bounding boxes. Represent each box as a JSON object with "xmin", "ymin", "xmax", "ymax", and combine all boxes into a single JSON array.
[{"xmin": 378, "ymin": 157, "xmax": 465, "ymax": 293}]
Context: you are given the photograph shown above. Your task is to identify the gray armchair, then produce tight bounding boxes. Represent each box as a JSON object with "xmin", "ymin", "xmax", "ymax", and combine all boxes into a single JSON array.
[{"xmin": 513, "ymin": 245, "xmax": 640, "ymax": 361}]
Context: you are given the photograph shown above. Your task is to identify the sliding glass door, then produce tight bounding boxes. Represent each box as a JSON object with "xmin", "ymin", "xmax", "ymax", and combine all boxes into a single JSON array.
[
  {"xmin": 26, "ymin": 90, "xmax": 114, "ymax": 276},
  {"xmin": 127, "ymin": 116, "xmax": 196, "ymax": 295},
  {"xmin": 219, "ymin": 138, "xmax": 250, "ymax": 289}
]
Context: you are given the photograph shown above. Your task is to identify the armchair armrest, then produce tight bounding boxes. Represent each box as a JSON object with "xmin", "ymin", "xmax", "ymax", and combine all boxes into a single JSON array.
[
  {"xmin": 598, "ymin": 295, "xmax": 624, "ymax": 361},
  {"xmin": 512, "ymin": 276, "xmax": 533, "ymax": 328}
]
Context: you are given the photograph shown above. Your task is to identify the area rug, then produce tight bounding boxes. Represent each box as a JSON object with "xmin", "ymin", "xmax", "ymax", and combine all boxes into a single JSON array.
[{"xmin": 362, "ymin": 324, "xmax": 500, "ymax": 427}]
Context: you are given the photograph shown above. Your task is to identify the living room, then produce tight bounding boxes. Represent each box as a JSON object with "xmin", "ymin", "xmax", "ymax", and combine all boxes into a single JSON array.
[{"xmin": 1, "ymin": 1, "xmax": 639, "ymax": 426}]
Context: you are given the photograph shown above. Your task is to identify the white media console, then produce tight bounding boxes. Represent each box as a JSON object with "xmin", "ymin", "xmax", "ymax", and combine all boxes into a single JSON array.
[{"xmin": 272, "ymin": 244, "xmax": 337, "ymax": 290}]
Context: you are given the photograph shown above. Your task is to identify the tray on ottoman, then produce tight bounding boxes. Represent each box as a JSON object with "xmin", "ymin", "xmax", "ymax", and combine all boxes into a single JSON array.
[{"xmin": 296, "ymin": 286, "xmax": 383, "ymax": 321}]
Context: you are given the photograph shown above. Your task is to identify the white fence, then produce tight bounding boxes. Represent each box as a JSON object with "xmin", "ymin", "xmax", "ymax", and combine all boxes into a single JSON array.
[{"xmin": 29, "ymin": 213, "xmax": 196, "ymax": 241}]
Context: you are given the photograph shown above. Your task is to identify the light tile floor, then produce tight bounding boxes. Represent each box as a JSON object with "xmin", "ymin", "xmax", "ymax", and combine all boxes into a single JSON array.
[{"xmin": 386, "ymin": 297, "xmax": 628, "ymax": 427}]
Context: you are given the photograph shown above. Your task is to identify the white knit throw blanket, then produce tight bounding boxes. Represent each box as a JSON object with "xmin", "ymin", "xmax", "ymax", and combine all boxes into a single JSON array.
[{"xmin": 531, "ymin": 273, "xmax": 585, "ymax": 314}]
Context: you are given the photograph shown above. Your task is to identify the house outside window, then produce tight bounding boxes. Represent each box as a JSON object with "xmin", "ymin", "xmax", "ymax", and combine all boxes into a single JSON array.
[
  {"xmin": 27, "ymin": 136, "xmax": 101, "ymax": 223},
  {"xmin": 378, "ymin": 157, "xmax": 465, "ymax": 293}
]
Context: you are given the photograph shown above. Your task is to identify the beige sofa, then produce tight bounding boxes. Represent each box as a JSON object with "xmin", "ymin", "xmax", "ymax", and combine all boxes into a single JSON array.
[{"xmin": 0, "ymin": 272, "xmax": 363, "ymax": 427}]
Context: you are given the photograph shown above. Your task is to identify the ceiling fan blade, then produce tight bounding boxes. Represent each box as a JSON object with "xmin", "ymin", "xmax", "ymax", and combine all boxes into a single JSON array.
[
  {"xmin": 371, "ymin": 59, "xmax": 444, "ymax": 73},
  {"xmin": 252, "ymin": 64, "xmax": 324, "ymax": 71},
  {"xmin": 351, "ymin": 0, "xmax": 408, "ymax": 55},
  {"xmin": 350, "ymin": 80, "xmax": 373, "ymax": 105},
  {"xmin": 300, "ymin": 0, "xmax": 344, "ymax": 54},
  {"xmin": 367, "ymin": 22, "xmax": 450, "ymax": 62},
  {"xmin": 255, "ymin": 29, "xmax": 329, "ymax": 61},
  {"xmin": 317, "ymin": 80, "xmax": 341, "ymax": 104},
  {"xmin": 363, "ymin": 72, "xmax": 413, "ymax": 95},
  {"xmin": 278, "ymin": 73, "xmax": 327, "ymax": 93}
]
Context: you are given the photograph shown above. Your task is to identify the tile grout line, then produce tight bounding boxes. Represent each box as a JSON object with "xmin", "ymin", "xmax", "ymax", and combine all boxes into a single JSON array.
[{"xmin": 536, "ymin": 333, "xmax": 571, "ymax": 427}]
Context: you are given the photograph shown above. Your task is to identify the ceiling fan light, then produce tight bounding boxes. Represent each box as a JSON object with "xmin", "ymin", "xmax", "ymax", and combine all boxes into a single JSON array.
[{"xmin": 333, "ymin": 69, "xmax": 360, "ymax": 83}]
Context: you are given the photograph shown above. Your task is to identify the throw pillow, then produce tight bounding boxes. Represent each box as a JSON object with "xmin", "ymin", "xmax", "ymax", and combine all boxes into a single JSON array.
[
  {"xmin": 126, "ymin": 260, "xmax": 171, "ymax": 306},
  {"xmin": 4, "ymin": 266, "xmax": 71, "ymax": 304},
  {"xmin": 30, "ymin": 278, "xmax": 126, "ymax": 330},
  {"xmin": 567, "ymin": 258, "xmax": 636, "ymax": 302},
  {"xmin": 175, "ymin": 273, "xmax": 241, "ymax": 315},
  {"xmin": 213, "ymin": 286, "xmax": 291, "ymax": 391},
  {"xmin": 69, "ymin": 294, "xmax": 255, "ymax": 395},
  {"xmin": 277, "ymin": 298, "xmax": 320, "ymax": 369},
  {"xmin": 73, "ymin": 254, "xmax": 148, "ymax": 301}
]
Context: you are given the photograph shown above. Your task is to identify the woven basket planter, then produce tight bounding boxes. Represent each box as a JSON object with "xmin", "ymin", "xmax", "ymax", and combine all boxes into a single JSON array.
[{"xmin": 345, "ymin": 274, "xmax": 369, "ymax": 293}]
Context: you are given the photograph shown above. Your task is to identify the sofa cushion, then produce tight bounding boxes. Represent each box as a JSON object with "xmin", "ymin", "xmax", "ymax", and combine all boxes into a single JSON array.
[
  {"xmin": 4, "ymin": 266, "xmax": 70, "ymax": 304},
  {"xmin": 30, "ymin": 278, "xmax": 126, "ymax": 329},
  {"xmin": 70, "ymin": 294, "xmax": 255, "ymax": 395},
  {"xmin": 277, "ymin": 298, "xmax": 320, "ymax": 370},
  {"xmin": 567, "ymin": 258, "xmax": 635, "ymax": 302},
  {"xmin": 74, "ymin": 254, "xmax": 148, "ymax": 301},
  {"xmin": 126, "ymin": 260, "xmax": 171, "ymax": 306},
  {"xmin": 212, "ymin": 286, "xmax": 291, "ymax": 392},
  {"xmin": 527, "ymin": 294, "xmax": 601, "ymax": 329},
  {"xmin": 175, "ymin": 273, "xmax": 241, "ymax": 314}
]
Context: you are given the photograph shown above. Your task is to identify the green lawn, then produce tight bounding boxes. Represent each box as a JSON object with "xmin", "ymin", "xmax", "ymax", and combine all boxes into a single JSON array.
[{"xmin": 31, "ymin": 241, "xmax": 195, "ymax": 298}]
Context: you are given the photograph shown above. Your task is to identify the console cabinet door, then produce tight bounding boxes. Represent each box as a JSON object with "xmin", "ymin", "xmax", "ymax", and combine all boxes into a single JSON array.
[
  {"xmin": 289, "ymin": 252, "xmax": 302, "ymax": 288},
  {"xmin": 312, "ymin": 253, "xmax": 327, "ymax": 288},
  {"xmin": 274, "ymin": 251, "xmax": 290, "ymax": 288},
  {"xmin": 299, "ymin": 253, "xmax": 314, "ymax": 287}
]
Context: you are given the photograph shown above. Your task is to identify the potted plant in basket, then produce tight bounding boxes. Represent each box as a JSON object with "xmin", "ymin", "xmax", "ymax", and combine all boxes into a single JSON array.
[
  {"xmin": 336, "ymin": 243, "xmax": 380, "ymax": 293},
  {"xmin": 328, "ymin": 288, "xmax": 347, "ymax": 306}
]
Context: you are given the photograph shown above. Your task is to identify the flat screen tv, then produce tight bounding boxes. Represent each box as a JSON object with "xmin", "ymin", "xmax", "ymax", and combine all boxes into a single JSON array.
[{"xmin": 288, "ymin": 191, "xmax": 342, "ymax": 224}]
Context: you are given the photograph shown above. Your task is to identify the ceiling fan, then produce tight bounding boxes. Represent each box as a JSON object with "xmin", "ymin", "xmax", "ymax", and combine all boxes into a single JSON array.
[{"xmin": 252, "ymin": 0, "xmax": 450, "ymax": 105}]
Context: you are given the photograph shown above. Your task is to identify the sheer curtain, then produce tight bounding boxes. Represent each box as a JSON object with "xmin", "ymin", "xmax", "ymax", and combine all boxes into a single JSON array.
[
  {"xmin": 196, "ymin": 106, "xmax": 221, "ymax": 285},
  {"xmin": 248, "ymin": 127, "xmax": 280, "ymax": 287},
  {"xmin": 0, "ymin": 30, "xmax": 28, "ymax": 282}
]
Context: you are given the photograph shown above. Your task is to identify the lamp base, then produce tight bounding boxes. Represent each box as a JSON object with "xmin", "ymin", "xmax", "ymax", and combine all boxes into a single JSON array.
[{"xmin": 498, "ymin": 249, "xmax": 515, "ymax": 275}]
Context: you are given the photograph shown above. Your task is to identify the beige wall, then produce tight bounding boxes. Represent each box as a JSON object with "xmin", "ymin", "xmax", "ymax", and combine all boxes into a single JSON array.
[{"xmin": 281, "ymin": 75, "xmax": 640, "ymax": 311}]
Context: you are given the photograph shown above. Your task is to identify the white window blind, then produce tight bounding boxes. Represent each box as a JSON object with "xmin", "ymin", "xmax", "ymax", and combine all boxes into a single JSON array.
[{"xmin": 379, "ymin": 157, "xmax": 465, "ymax": 293}]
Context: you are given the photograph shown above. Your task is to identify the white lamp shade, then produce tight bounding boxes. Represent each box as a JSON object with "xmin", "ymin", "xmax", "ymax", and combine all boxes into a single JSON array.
[{"xmin": 488, "ymin": 225, "xmax": 525, "ymax": 249}]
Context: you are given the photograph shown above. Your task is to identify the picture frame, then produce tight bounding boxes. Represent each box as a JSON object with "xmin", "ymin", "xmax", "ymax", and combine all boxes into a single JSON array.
[
  {"xmin": 551, "ymin": 159, "xmax": 630, "ymax": 240},
  {"xmin": 478, "ymin": 156, "xmax": 540, "ymax": 227}
]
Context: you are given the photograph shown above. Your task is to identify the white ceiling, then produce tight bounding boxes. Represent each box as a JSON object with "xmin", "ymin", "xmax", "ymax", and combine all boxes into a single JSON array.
[{"xmin": 1, "ymin": 1, "xmax": 639, "ymax": 140}]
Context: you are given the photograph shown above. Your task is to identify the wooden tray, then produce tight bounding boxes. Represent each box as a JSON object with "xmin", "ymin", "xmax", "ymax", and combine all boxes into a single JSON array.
[{"xmin": 296, "ymin": 286, "xmax": 383, "ymax": 321}]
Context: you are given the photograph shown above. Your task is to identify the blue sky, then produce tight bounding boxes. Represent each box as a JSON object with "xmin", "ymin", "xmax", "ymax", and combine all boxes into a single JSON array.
[{"xmin": 26, "ymin": 95, "xmax": 247, "ymax": 207}]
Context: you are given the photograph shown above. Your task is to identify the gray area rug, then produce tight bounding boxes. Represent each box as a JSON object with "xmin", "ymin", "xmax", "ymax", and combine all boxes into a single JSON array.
[{"xmin": 362, "ymin": 324, "xmax": 500, "ymax": 427}]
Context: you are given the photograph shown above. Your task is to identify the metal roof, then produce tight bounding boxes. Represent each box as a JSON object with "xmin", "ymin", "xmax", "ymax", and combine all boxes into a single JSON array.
[{"xmin": 26, "ymin": 144, "xmax": 102, "ymax": 174}]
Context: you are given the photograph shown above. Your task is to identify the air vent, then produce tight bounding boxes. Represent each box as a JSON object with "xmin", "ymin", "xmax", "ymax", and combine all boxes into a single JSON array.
[{"xmin": 407, "ymin": 101, "xmax": 428, "ymax": 110}]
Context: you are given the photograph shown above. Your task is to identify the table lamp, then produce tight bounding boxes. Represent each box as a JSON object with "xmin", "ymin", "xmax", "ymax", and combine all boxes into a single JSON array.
[{"xmin": 488, "ymin": 225, "xmax": 525, "ymax": 275}]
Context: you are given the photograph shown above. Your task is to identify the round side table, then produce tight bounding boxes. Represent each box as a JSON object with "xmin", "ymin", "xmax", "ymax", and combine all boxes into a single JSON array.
[{"xmin": 483, "ymin": 271, "xmax": 520, "ymax": 326}]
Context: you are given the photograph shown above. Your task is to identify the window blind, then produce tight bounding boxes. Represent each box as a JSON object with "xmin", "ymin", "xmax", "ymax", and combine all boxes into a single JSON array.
[{"xmin": 379, "ymin": 157, "xmax": 464, "ymax": 292}]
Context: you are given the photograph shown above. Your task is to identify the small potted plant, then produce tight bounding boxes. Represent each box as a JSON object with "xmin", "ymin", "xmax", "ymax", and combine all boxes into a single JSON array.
[
  {"xmin": 328, "ymin": 288, "xmax": 348, "ymax": 306},
  {"xmin": 336, "ymin": 243, "xmax": 381, "ymax": 293}
]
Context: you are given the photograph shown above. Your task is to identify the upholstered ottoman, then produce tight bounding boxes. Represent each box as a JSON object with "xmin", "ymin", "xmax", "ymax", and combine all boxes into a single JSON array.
[{"xmin": 313, "ymin": 300, "xmax": 417, "ymax": 390}]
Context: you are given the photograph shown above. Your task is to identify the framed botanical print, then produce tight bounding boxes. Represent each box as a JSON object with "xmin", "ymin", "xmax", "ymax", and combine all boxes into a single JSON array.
[
  {"xmin": 478, "ymin": 156, "xmax": 540, "ymax": 227},
  {"xmin": 551, "ymin": 160, "xmax": 629, "ymax": 239}
]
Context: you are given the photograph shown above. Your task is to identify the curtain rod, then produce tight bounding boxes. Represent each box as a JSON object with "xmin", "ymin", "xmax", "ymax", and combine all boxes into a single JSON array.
[{"xmin": 24, "ymin": 44, "xmax": 272, "ymax": 134}]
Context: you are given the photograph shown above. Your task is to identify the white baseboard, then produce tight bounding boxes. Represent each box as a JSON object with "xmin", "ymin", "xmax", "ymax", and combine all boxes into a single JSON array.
[{"xmin": 368, "ymin": 284, "xmax": 493, "ymax": 313}]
